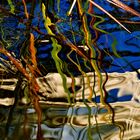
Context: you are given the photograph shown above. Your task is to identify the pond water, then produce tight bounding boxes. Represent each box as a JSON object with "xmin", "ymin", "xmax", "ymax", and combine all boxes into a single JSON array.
[
  {"xmin": 0, "ymin": 70, "xmax": 140, "ymax": 140},
  {"xmin": 0, "ymin": 0, "xmax": 140, "ymax": 140},
  {"xmin": 1, "ymin": 98, "xmax": 140, "ymax": 140}
]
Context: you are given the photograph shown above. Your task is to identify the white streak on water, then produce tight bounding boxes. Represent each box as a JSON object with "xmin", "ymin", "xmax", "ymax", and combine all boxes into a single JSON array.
[
  {"xmin": 0, "ymin": 97, "xmax": 15, "ymax": 106},
  {"xmin": 1, "ymin": 70, "xmax": 140, "ymax": 102}
]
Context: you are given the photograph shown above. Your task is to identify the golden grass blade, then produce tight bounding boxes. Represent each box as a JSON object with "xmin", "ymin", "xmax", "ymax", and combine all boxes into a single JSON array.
[
  {"xmin": 0, "ymin": 47, "xmax": 30, "ymax": 80},
  {"xmin": 88, "ymin": 0, "xmax": 131, "ymax": 33},
  {"xmin": 107, "ymin": 0, "xmax": 140, "ymax": 17},
  {"xmin": 22, "ymin": 0, "xmax": 29, "ymax": 19},
  {"xmin": 29, "ymin": 33, "xmax": 37, "ymax": 69}
]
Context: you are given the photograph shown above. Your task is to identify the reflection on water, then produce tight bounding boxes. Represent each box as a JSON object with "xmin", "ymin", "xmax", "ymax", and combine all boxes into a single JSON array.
[
  {"xmin": 1, "ymin": 101, "xmax": 140, "ymax": 140},
  {"xmin": 0, "ymin": 71, "xmax": 140, "ymax": 140},
  {"xmin": 1, "ymin": 70, "xmax": 140, "ymax": 103}
]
